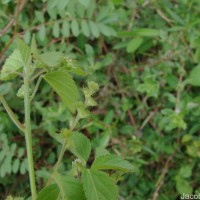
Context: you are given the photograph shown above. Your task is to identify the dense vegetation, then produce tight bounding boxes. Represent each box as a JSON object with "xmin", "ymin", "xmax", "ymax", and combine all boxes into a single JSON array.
[{"xmin": 0, "ymin": 0, "xmax": 200, "ymax": 199}]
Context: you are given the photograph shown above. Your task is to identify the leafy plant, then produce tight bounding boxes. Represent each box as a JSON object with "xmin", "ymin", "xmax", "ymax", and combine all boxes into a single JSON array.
[{"xmin": 0, "ymin": 37, "xmax": 134, "ymax": 200}]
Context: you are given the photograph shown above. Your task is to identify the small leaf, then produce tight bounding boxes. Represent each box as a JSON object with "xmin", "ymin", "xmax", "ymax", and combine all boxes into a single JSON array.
[
  {"xmin": 43, "ymin": 70, "xmax": 79, "ymax": 112},
  {"xmin": 89, "ymin": 21, "xmax": 99, "ymax": 38},
  {"xmin": 81, "ymin": 20, "xmax": 90, "ymax": 37},
  {"xmin": 0, "ymin": 49, "xmax": 23, "ymax": 80},
  {"xmin": 68, "ymin": 132, "xmax": 91, "ymax": 162},
  {"xmin": 92, "ymin": 154, "xmax": 134, "ymax": 172},
  {"xmin": 127, "ymin": 37, "xmax": 143, "ymax": 53},
  {"xmin": 39, "ymin": 25, "xmax": 46, "ymax": 41},
  {"xmin": 97, "ymin": 23, "xmax": 116, "ymax": 36},
  {"xmin": 53, "ymin": 21, "xmax": 60, "ymax": 38},
  {"xmin": 188, "ymin": 65, "xmax": 200, "ymax": 86},
  {"xmin": 82, "ymin": 169, "xmax": 118, "ymax": 200},
  {"xmin": 35, "ymin": 11, "xmax": 44, "ymax": 23},
  {"xmin": 13, "ymin": 158, "xmax": 20, "ymax": 173},
  {"xmin": 71, "ymin": 20, "xmax": 80, "ymax": 37},
  {"xmin": 62, "ymin": 21, "xmax": 70, "ymax": 37},
  {"xmin": 39, "ymin": 51, "xmax": 63, "ymax": 68},
  {"xmin": 78, "ymin": 0, "xmax": 90, "ymax": 8},
  {"xmin": 36, "ymin": 184, "xmax": 59, "ymax": 200},
  {"xmin": 16, "ymin": 37, "xmax": 31, "ymax": 66}
]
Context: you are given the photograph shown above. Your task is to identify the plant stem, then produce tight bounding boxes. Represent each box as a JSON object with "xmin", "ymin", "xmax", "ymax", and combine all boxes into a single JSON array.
[
  {"xmin": 0, "ymin": 95, "xmax": 25, "ymax": 132},
  {"xmin": 24, "ymin": 73, "xmax": 37, "ymax": 200},
  {"xmin": 46, "ymin": 114, "xmax": 80, "ymax": 185},
  {"xmin": 30, "ymin": 75, "xmax": 43, "ymax": 102}
]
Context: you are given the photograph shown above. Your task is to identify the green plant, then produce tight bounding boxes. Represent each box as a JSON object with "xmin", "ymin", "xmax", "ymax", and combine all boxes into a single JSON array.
[{"xmin": 0, "ymin": 37, "xmax": 134, "ymax": 200}]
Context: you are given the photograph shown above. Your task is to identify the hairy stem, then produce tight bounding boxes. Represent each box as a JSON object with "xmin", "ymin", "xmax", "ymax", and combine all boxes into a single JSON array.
[
  {"xmin": 0, "ymin": 95, "xmax": 25, "ymax": 132},
  {"xmin": 24, "ymin": 72, "xmax": 37, "ymax": 199},
  {"xmin": 30, "ymin": 75, "xmax": 43, "ymax": 102}
]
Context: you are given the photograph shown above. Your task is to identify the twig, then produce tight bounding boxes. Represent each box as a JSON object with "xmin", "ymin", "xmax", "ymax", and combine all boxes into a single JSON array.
[
  {"xmin": 0, "ymin": 95, "xmax": 25, "ymax": 132},
  {"xmin": 0, "ymin": 0, "xmax": 27, "ymax": 60},
  {"xmin": 152, "ymin": 150, "xmax": 176, "ymax": 200}
]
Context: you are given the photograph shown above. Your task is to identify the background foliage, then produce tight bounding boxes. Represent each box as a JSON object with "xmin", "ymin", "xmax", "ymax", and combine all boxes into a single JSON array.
[{"xmin": 0, "ymin": 0, "xmax": 200, "ymax": 199}]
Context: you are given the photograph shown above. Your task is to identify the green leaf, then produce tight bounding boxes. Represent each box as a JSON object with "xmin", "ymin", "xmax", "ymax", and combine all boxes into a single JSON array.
[
  {"xmin": 68, "ymin": 132, "xmax": 91, "ymax": 162},
  {"xmin": 89, "ymin": 21, "xmax": 100, "ymax": 38},
  {"xmin": 39, "ymin": 51, "xmax": 63, "ymax": 68},
  {"xmin": 35, "ymin": 11, "xmax": 44, "ymax": 23},
  {"xmin": 119, "ymin": 29, "xmax": 160, "ymax": 37},
  {"xmin": 81, "ymin": 20, "xmax": 90, "ymax": 37},
  {"xmin": 97, "ymin": 23, "xmax": 116, "ymax": 36},
  {"xmin": 95, "ymin": 147, "xmax": 110, "ymax": 158},
  {"xmin": 54, "ymin": 173, "xmax": 86, "ymax": 200},
  {"xmin": 126, "ymin": 37, "xmax": 144, "ymax": 53},
  {"xmin": 16, "ymin": 37, "xmax": 31, "ymax": 66},
  {"xmin": 36, "ymin": 184, "xmax": 59, "ymax": 200},
  {"xmin": 31, "ymin": 35, "xmax": 39, "ymax": 56},
  {"xmin": 12, "ymin": 158, "xmax": 20, "ymax": 173},
  {"xmin": 176, "ymin": 177, "xmax": 193, "ymax": 194},
  {"xmin": 78, "ymin": 0, "xmax": 90, "ymax": 8},
  {"xmin": 53, "ymin": 21, "xmax": 60, "ymax": 38},
  {"xmin": 39, "ymin": 25, "xmax": 46, "ymax": 41},
  {"xmin": 43, "ymin": 70, "xmax": 79, "ymax": 112},
  {"xmin": 92, "ymin": 154, "xmax": 134, "ymax": 172},
  {"xmin": 71, "ymin": 20, "xmax": 80, "ymax": 37},
  {"xmin": 62, "ymin": 21, "xmax": 70, "ymax": 37},
  {"xmin": 0, "ymin": 49, "xmax": 23, "ymax": 80},
  {"xmin": 188, "ymin": 65, "xmax": 200, "ymax": 86},
  {"xmin": 82, "ymin": 169, "xmax": 118, "ymax": 200}
]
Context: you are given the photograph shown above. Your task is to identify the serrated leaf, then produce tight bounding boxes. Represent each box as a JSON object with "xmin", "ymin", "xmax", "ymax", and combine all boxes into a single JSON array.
[
  {"xmin": 92, "ymin": 154, "xmax": 134, "ymax": 172},
  {"xmin": 36, "ymin": 184, "xmax": 59, "ymax": 200},
  {"xmin": 81, "ymin": 20, "xmax": 90, "ymax": 37},
  {"xmin": 16, "ymin": 37, "xmax": 31, "ymax": 66},
  {"xmin": 69, "ymin": 67, "xmax": 87, "ymax": 76},
  {"xmin": 188, "ymin": 65, "xmax": 200, "ymax": 86},
  {"xmin": 0, "ymin": 49, "xmax": 23, "ymax": 80},
  {"xmin": 43, "ymin": 70, "xmax": 79, "ymax": 112},
  {"xmin": 68, "ymin": 132, "xmax": 91, "ymax": 162},
  {"xmin": 126, "ymin": 37, "xmax": 143, "ymax": 53},
  {"xmin": 95, "ymin": 147, "xmax": 110, "ymax": 158},
  {"xmin": 53, "ymin": 21, "xmax": 60, "ymax": 38},
  {"xmin": 62, "ymin": 21, "xmax": 70, "ymax": 37},
  {"xmin": 71, "ymin": 20, "xmax": 80, "ymax": 37},
  {"xmin": 53, "ymin": 173, "xmax": 86, "ymax": 200},
  {"xmin": 39, "ymin": 51, "xmax": 63, "ymax": 68},
  {"xmin": 82, "ymin": 169, "xmax": 118, "ymax": 200},
  {"xmin": 89, "ymin": 21, "xmax": 99, "ymax": 38}
]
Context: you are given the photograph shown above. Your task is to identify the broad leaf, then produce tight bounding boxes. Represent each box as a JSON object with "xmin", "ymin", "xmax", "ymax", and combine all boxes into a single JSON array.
[
  {"xmin": 36, "ymin": 184, "xmax": 59, "ymax": 200},
  {"xmin": 53, "ymin": 172, "xmax": 86, "ymax": 200},
  {"xmin": 126, "ymin": 37, "xmax": 143, "ymax": 53},
  {"xmin": 43, "ymin": 70, "xmax": 79, "ymax": 112},
  {"xmin": 16, "ymin": 37, "xmax": 31, "ymax": 66},
  {"xmin": 68, "ymin": 132, "xmax": 91, "ymax": 162},
  {"xmin": 82, "ymin": 169, "xmax": 118, "ymax": 200},
  {"xmin": 92, "ymin": 154, "xmax": 134, "ymax": 172},
  {"xmin": 1, "ymin": 49, "xmax": 23, "ymax": 80},
  {"xmin": 39, "ymin": 51, "xmax": 63, "ymax": 68},
  {"xmin": 188, "ymin": 65, "xmax": 200, "ymax": 86}
]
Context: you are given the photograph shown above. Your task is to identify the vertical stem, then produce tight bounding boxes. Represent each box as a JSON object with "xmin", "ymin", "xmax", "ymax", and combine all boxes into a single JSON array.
[{"xmin": 24, "ymin": 73, "xmax": 37, "ymax": 199}]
